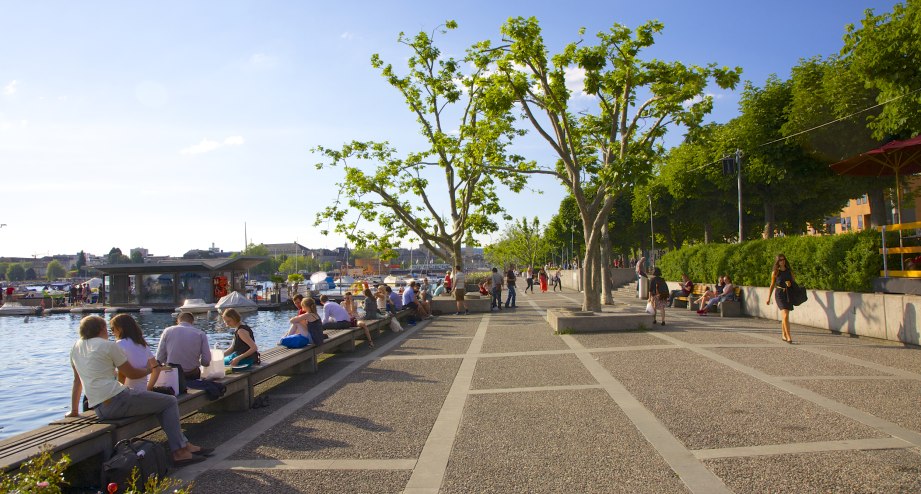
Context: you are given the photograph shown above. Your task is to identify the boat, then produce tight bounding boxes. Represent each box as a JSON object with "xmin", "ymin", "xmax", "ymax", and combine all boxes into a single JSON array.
[
  {"xmin": 0, "ymin": 302, "xmax": 39, "ymax": 316},
  {"xmin": 214, "ymin": 291, "xmax": 258, "ymax": 314},
  {"xmin": 176, "ymin": 298, "xmax": 215, "ymax": 314}
]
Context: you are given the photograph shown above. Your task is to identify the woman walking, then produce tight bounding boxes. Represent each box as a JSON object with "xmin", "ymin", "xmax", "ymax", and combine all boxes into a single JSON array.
[
  {"xmin": 648, "ymin": 268, "xmax": 669, "ymax": 326},
  {"xmin": 538, "ymin": 268, "xmax": 549, "ymax": 293},
  {"xmin": 767, "ymin": 254, "xmax": 795, "ymax": 343}
]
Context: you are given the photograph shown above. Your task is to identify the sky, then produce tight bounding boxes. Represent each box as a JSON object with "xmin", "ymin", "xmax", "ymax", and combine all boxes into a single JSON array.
[{"xmin": 0, "ymin": 0, "xmax": 901, "ymax": 258}]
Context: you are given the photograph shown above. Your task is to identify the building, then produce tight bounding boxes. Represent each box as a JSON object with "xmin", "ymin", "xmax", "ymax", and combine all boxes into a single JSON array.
[{"xmin": 96, "ymin": 257, "xmax": 268, "ymax": 307}]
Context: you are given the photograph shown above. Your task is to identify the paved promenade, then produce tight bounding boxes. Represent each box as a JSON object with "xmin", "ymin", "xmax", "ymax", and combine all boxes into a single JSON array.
[{"xmin": 172, "ymin": 289, "xmax": 921, "ymax": 493}]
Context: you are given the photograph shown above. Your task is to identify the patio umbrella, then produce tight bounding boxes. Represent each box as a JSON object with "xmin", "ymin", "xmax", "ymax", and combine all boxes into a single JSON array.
[{"xmin": 830, "ymin": 134, "xmax": 921, "ymax": 224}]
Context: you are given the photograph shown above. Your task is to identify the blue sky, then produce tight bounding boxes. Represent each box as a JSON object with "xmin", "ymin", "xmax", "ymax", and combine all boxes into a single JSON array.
[{"xmin": 0, "ymin": 0, "xmax": 900, "ymax": 258}]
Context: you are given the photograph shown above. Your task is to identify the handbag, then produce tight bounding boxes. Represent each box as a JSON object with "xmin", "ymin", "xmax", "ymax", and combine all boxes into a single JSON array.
[
  {"xmin": 789, "ymin": 282, "xmax": 808, "ymax": 306},
  {"xmin": 102, "ymin": 438, "xmax": 169, "ymax": 493},
  {"xmin": 645, "ymin": 301, "xmax": 655, "ymax": 314},
  {"xmin": 280, "ymin": 334, "xmax": 310, "ymax": 348}
]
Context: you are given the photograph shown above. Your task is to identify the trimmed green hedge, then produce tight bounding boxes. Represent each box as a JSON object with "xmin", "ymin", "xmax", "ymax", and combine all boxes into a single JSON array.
[{"xmin": 657, "ymin": 230, "xmax": 882, "ymax": 293}]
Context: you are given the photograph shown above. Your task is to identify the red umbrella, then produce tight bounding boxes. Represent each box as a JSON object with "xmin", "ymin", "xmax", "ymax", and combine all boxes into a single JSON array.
[{"xmin": 831, "ymin": 134, "xmax": 921, "ymax": 223}]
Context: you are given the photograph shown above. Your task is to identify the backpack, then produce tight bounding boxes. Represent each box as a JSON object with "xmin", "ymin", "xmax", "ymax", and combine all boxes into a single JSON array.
[
  {"xmin": 655, "ymin": 278, "xmax": 669, "ymax": 300},
  {"xmin": 102, "ymin": 438, "xmax": 170, "ymax": 493}
]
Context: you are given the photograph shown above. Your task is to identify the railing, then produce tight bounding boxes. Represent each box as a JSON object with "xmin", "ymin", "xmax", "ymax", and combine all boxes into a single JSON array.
[{"xmin": 878, "ymin": 220, "xmax": 921, "ymax": 278}]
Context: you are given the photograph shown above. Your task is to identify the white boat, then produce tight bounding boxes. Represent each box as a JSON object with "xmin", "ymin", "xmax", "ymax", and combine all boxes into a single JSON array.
[
  {"xmin": 0, "ymin": 302, "xmax": 38, "ymax": 316},
  {"xmin": 214, "ymin": 291, "xmax": 258, "ymax": 314},
  {"xmin": 176, "ymin": 298, "xmax": 215, "ymax": 314},
  {"xmin": 383, "ymin": 275, "xmax": 408, "ymax": 287}
]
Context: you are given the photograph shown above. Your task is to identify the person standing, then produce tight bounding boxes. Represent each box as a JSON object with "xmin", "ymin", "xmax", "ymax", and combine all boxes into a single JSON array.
[
  {"xmin": 489, "ymin": 267, "xmax": 504, "ymax": 311},
  {"xmin": 68, "ymin": 316, "xmax": 210, "ymax": 466},
  {"xmin": 453, "ymin": 265, "xmax": 468, "ymax": 315},
  {"xmin": 552, "ymin": 268, "xmax": 562, "ymax": 292},
  {"xmin": 525, "ymin": 265, "xmax": 534, "ymax": 293},
  {"xmin": 636, "ymin": 256, "xmax": 647, "ymax": 297},
  {"xmin": 538, "ymin": 268, "xmax": 549, "ymax": 293},
  {"xmin": 504, "ymin": 265, "xmax": 517, "ymax": 308},
  {"xmin": 767, "ymin": 254, "xmax": 795, "ymax": 343},
  {"xmin": 648, "ymin": 267, "xmax": 669, "ymax": 326}
]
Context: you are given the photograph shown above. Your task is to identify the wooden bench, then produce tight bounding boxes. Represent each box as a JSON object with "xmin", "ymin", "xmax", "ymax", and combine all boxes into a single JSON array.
[
  {"xmin": 0, "ymin": 308, "xmax": 420, "ymax": 475},
  {"xmin": 673, "ymin": 284, "xmax": 706, "ymax": 309}
]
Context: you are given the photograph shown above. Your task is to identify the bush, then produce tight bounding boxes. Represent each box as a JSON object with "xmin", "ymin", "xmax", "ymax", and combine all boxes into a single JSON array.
[{"xmin": 658, "ymin": 230, "xmax": 882, "ymax": 292}]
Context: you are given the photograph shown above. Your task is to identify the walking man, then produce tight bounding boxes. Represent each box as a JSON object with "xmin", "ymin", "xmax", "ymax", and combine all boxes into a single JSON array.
[
  {"xmin": 505, "ymin": 264, "xmax": 517, "ymax": 308},
  {"xmin": 453, "ymin": 265, "xmax": 468, "ymax": 315}
]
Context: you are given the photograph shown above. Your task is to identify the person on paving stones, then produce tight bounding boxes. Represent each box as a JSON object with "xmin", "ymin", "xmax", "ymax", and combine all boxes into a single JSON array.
[
  {"xmin": 767, "ymin": 253, "xmax": 796, "ymax": 343},
  {"xmin": 68, "ymin": 315, "xmax": 212, "ymax": 467},
  {"xmin": 505, "ymin": 264, "xmax": 517, "ymax": 308},
  {"xmin": 222, "ymin": 308, "xmax": 259, "ymax": 368},
  {"xmin": 524, "ymin": 265, "xmax": 535, "ymax": 293},
  {"xmin": 648, "ymin": 267, "xmax": 669, "ymax": 326},
  {"xmin": 488, "ymin": 267, "xmax": 504, "ymax": 311},
  {"xmin": 452, "ymin": 265, "xmax": 468, "ymax": 315}
]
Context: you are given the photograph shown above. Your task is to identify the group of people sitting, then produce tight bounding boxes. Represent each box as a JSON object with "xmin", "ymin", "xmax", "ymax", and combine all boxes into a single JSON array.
[
  {"xmin": 68, "ymin": 311, "xmax": 245, "ymax": 467},
  {"xmin": 647, "ymin": 271, "xmax": 738, "ymax": 324}
]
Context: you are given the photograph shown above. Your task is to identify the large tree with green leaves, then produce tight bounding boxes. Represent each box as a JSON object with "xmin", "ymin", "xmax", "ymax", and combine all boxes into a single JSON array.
[
  {"xmin": 842, "ymin": 0, "xmax": 921, "ymax": 140},
  {"xmin": 45, "ymin": 260, "xmax": 66, "ymax": 281},
  {"xmin": 483, "ymin": 217, "xmax": 549, "ymax": 269},
  {"xmin": 490, "ymin": 17, "xmax": 741, "ymax": 311},
  {"xmin": 6, "ymin": 263, "xmax": 25, "ymax": 282},
  {"xmin": 313, "ymin": 22, "xmax": 531, "ymax": 269}
]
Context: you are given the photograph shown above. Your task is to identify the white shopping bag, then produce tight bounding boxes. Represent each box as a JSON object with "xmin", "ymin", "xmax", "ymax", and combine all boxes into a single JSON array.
[
  {"xmin": 645, "ymin": 301, "xmax": 655, "ymax": 314},
  {"xmin": 389, "ymin": 317, "xmax": 403, "ymax": 333},
  {"xmin": 200, "ymin": 349, "xmax": 226, "ymax": 380},
  {"xmin": 152, "ymin": 366, "xmax": 180, "ymax": 396}
]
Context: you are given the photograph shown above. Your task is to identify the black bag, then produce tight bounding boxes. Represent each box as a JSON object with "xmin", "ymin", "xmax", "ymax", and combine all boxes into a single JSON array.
[
  {"xmin": 102, "ymin": 438, "xmax": 170, "ymax": 493},
  {"xmin": 789, "ymin": 282, "xmax": 808, "ymax": 306}
]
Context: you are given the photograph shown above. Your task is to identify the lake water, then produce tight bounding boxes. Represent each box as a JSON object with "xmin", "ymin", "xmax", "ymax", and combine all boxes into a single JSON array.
[{"xmin": 0, "ymin": 309, "xmax": 311, "ymax": 440}]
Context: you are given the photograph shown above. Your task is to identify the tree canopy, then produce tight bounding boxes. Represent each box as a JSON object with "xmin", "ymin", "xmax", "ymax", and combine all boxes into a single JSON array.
[{"xmin": 45, "ymin": 260, "xmax": 66, "ymax": 281}]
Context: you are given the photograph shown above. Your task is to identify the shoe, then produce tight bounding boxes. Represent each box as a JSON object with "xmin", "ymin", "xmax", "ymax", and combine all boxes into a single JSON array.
[
  {"xmin": 191, "ymin": 447, "xmax": 214, "ymax": 457},
  {"xmin": 698, "ymin": 312, "xmax": 707, "ymax": 317},
  {"xmin": 661, "ymin": 321, "xmax": 665, "ymax": 326},
  {"xmin": 408, "ymin": 322, "xmax": 416, "ymax": 326},
  {"xmin": 464, "ymin": 310, "xmax": 469, "ymax": 315},
  {"xmin": 173, "ymin": 455, "xmax": 207, "ymax": 467},
  {"xmin": 454, "ymin": 312, "xmax": 462, "ymax": 315}
]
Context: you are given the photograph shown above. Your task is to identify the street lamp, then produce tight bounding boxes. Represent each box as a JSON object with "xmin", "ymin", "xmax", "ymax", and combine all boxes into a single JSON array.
[{"xmin": 648, "ymin": 195, "xmax": 655, "ymax": 267}]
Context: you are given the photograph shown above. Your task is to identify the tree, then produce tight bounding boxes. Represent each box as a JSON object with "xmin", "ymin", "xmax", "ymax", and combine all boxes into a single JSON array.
[
  {"xmin": 277, "ymin": 255, "xmax": 317, "ymax": 275},
  {"xmin": 6, "ymin": 263, "xmax": 25, "ymax": 282},
  {"xmin": 24, "ymin": 266, "xmax": 37, "ymax": 280},
  {"xmin": 313, "ymin": 21, "xmax": 530, "ymax": 270},
  {"xmin": 0, "ymin": 262, "xmax": 7, "ymax": 281},
  {"xmin": 45, "ymin": 260, "xmax": 66, "ymax": 281},
  {"xmin": 130, "ymin": 250, "xmax": 144, "ymax": 264},
  {"xmin": 484, "ymin": 217, "xmax": 549, "ymax": 268},
  {"xmin": 106, "ymin": 248, "xmax": 130, "ymax": 264},
  {"xmin": 232, "ymin": 243, "xmax": 275, "ymax": 276},
  {"xmin": 74, "ymin": 251, "xmax": 86, "ymax": 277},
  {"xmin": 492, "ymin": 17, "xmax": 740, "ymax": 311},
  {"xmin": 842, "ymin": 1, "xmax": 921, "ymax": 140}
]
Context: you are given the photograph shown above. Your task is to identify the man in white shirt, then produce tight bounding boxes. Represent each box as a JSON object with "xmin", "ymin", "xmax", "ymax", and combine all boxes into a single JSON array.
[
  {"xmin": 157, "ymin": 312, "xmax": 211, "ymax": 380},
  {"xmin": 319, "ymin": 294, "xmax": 352, "ymax": 329},
  {"xmin": 68, "ymin": 316, "xmax": 211, "ymax": 466},
  {"xmin": 453, "ymin": 265, "xmax": 468, "ymax": 315}
]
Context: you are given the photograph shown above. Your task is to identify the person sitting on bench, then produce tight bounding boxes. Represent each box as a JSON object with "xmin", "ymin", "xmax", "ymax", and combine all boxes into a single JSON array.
[
  {"xmin": 157, "ymin": 312, "xmax": 211, "ymax": 380},
  {"xmin": 68, "ymin": 316, "xmax": 211, "ymax": 466},
  {"xmin": 319, "ymin": 295, "xmax": 352, "ymax": 330},
  {"xmin": 698, "ymin": 276, "xmax": 736, "ymax": 315},
  {"xmin": 668, "ymin": 274, "xmax": 693, "ymax": 307}
]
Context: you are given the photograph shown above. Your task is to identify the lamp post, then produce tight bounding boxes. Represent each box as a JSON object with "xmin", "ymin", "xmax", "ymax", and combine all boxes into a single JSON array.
[
  {"xmin": 570, "ymin": 222, "xmax": 574, "ymax": 268},
  {"xmin": 648, "ymin": 195, "xmax": 655, "ymax": 267}
]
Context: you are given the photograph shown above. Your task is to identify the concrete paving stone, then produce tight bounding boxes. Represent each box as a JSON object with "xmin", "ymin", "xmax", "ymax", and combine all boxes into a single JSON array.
[
  {"xmin": 709, "ymin": 347, "xmax": 892, "ymax": 377},
  {"xmin": 387, "ymin": 334, "xmax": 472, "ymax": 356},
  {"xmin": 653, "ymin": 328, "xmax": 764, "ymax": 345},
  {"xmin": 705, "ymin": 449, "xmax": 921, "ymax": 494},
  {"xmin": 795, "ymin": 379, "xmax": 921, "ymax": 434},
  {"xmin": 231, "ymin": 358, "xmax": 462, "ymax": 461},
  {"xmin": 481, "ymin": 324, "xmax": 569, "ymax": 353},
  {"xmin": 569, "ymin": 330, "xmax": 671, "ymax": 349},
  {"xmin": 471, "ymin": 353, "xmax": 597, "ymax": 390},
  {"xmin": 596, "ymin": 348, "xmax": 886, "ymax": 450},
  {"xmin": 441, "ymin": 389, "xmax": 689, "ymax": 494},
  {"xmin": 819, "ymin": 345, "xmax": 921, "ymax": 375},
  {"xmin": 191, "ymin": 468, "xmax": 411, "ymax": 494}
]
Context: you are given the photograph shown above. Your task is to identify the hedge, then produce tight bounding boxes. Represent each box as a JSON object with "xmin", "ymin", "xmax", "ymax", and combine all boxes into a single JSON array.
[{"xmin": 657, "ymin": 230, "xmax": 882, "ymax": 293}]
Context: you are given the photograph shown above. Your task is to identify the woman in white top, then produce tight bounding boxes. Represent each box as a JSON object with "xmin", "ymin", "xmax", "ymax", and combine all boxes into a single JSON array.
[{"xmin": 111, "ymin": 314, "xmax": 160, "ymax": 391}]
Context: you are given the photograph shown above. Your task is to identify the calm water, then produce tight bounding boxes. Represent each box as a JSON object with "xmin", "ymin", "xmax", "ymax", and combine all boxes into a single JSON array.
[{"xmin": 0, "ymin": 309, "xmax": 312, "ymax": 439}]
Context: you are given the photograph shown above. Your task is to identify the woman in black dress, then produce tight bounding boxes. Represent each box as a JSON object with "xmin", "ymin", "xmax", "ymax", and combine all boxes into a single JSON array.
[{"xmin": 767, "ymin": 254, "xmax": 795, "ymax": 343}]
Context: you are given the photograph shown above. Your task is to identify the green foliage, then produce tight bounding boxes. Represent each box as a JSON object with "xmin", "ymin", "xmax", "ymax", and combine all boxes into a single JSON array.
[
  {"xmin": 130, "ymin": 250, "xmax": 144, "ymax": 264},
  {"xmin": 120, "ymin": 466, "xmax": 192, "ymax": 494},
  {"xmin": 277, "ymin": 255, "xmax": 317, "ymax": 275},
  {"xmin": 45, "ymin": 260, "xmax": 67, "ymax": 281},
  {"xmin": 7, "ymin": 263, "xmax": 25, "ymax": 281},
  {"xmin": 842, "ymin": 1, "xmax": 921, "ymax": 139},
  {"xmin": 25, "ymin": 267, "xmax": 37, "ymax": 280},
  {"xmin": 0, "ymin": 448, "xmax": 69, "ymax": 493},
  {"xmin": 0, "ymin": 262, "xmax": 8, "ymax": 280},
  {"xmin": 107, "ymin": 247, "xmax": 130, "ymax": 264},
  {"xmin": 232, "ymin": 243, "xmax": 274, "ymax": 276},
  {"xmin": 658, "ymin": 230, "xmax": 882, "ymax": 292},
  {"xmin": 484, "ymin": 217, "xmax": 549, "ymax": 268},
  {"xmin": 287, "ymin": 273, "xmax": 305, "ymax": 284},
  {"xmin": 313, "ymin": 21, "xmax": 532, "ymax": 269}
]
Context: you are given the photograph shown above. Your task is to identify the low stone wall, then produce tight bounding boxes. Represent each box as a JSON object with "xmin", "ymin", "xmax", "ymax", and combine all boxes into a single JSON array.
[
  {"xmin": 665, "ymin": 281, "xmax": 921, "ymax": 346},
  {"xmin": 559, "ymin": 268, "xmax": 635, "ymax": 292}
]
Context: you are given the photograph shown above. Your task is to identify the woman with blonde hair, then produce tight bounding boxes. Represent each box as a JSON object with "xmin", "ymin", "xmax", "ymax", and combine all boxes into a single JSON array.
[
  {"xmin": 222, "ymin": 308, "xmax": 259, "ymax": 368},
  {"xmin": 767, "ymin": 254, "xmax": 795, "ymax": 343}
]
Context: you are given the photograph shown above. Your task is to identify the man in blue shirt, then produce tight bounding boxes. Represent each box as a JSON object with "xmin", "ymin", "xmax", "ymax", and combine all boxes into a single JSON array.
[{"xmin": 402, "ymin": 281, "xmax": 419, "ymax": 326}]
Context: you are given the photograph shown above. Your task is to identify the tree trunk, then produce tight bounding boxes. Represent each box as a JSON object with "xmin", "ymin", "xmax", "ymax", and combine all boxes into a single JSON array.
[
  {"xmin": 762, "ymin": 201, "xmax": 776, "ymax": 239},
  {"xmin": 703, "ymin": 222, "xmax": 712, "ymax": 244},
  {"xmin": 600, "ymin": 223, "xmax": 613, "ymax": 305},
  {"xmin": 867, "ymin": 186, "xmax": 887, "ymax": 227},
  {"xmin": 451, "ymin": 242, "xmax": 463, "ymax": 271}
]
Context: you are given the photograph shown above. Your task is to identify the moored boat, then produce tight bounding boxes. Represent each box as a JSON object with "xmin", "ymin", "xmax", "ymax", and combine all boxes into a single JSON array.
[
  {"xmin": 214, "ymin": 291, "xmax": 258, "ymax": 314},
  {"xmin": 0, "ymin": 302, "xmax": 40, "ymax": 316},
  {"xmin": 176, "ymin": 298, "xmax": 215, "ymax": 314}
]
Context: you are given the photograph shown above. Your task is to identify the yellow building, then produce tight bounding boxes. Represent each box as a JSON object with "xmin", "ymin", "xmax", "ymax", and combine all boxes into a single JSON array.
[{"xmin": 829, "ymin": 177, "xmax": 921, "ymax": 234}]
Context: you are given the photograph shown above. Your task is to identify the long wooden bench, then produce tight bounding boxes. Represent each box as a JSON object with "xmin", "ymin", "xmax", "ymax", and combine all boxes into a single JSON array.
[
  {"xmin": 0, "ymin": 309, "xmax": 417, "ymax": 474},
  {"xmin": 673, "ymin": 284, "xmax": 706, "ymax": 309}
]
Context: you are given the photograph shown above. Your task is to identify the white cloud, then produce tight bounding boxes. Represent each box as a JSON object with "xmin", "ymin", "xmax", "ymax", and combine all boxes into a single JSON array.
[
  {"xmin": 340, "ymin": 31, "xmax": 354, "ymax": 40},
  {"xmin": 180, "ymin": 136, "xmax": 245, "ymax": 155},
  {"xmin": 3, "ymin": 80, "xmax": 18, "ymax": 95},
  {"xmin": 248, "ymin": 53, "xmax": 277, "ymax": 69}
]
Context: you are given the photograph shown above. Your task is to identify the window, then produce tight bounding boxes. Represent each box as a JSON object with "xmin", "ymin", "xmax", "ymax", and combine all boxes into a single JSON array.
[{"xmin": 857, "ymin": 215, "xmax": 864, "ymax": 230}]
